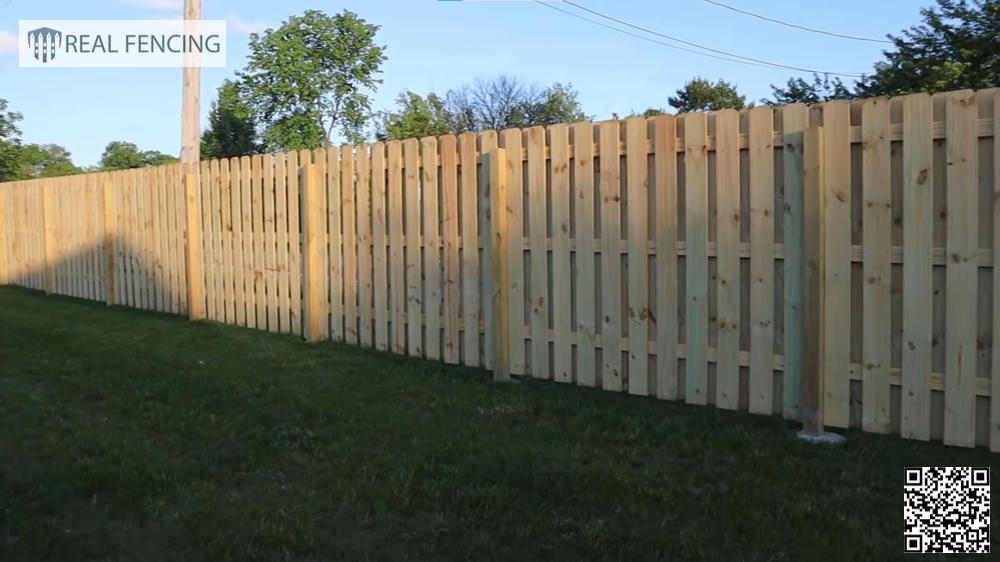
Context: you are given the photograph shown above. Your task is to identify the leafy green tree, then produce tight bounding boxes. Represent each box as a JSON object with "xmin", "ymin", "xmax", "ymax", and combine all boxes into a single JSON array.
[
  {"xmin": 668, "ymin": 77, "xmax": 747, "ymax": 113},
  {"xmin": 524, "ymin": 82, "xmax": 589, "ymax": 126},
  {"xmin": 99, "ymin": 141, "xmax": 178, "ymax": 171},
  {"xmin": 16, "ymin": 144, "xmax": 83, "ymax": 178},
  {"xmin": 764, "ymin": 74, "xmax": 855, "ymax": 106},
  {"xmin": 857, "ymin": 0, "xmax": 999, "ymax": 97},
  {"xmin": 374, "ymin": 91, "xmax": 453, "ymax": 142},
  {"xmin": 201, "ymin": 80, "xmax": 261, "ymax": 160},
  {"xmin": 238, "ymin": 9, "xmax": 387, "ymax": 151},
  {"xmin": 0, "ymin": 99, "xmax": 24, "ymax": 182}
]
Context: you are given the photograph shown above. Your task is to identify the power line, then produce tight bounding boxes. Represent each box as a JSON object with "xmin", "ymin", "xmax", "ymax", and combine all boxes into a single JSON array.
[
  {"xmin": 534, "ymin": 0, "xmax": 778, "ymax": 71},
  {"xmin": 702, "ymin": 0, "xmax": 892, "ymax": 44},
  {"xmin": 557, "ymin": 0, "xmax": 866, "ymax": 77}
]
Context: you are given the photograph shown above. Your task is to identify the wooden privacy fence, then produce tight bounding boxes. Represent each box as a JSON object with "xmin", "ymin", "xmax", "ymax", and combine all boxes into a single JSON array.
[{"xmin": 1, "ymin": 88, "xmax": 999, "ymax": 451}]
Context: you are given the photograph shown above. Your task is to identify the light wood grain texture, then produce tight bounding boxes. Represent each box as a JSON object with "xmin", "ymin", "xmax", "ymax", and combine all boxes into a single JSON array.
[
  {"xmin": 185, "ymin": 171, "xmax": 205, "ymax": 320},
  {"xmin": 0, "ymin": 187, "xmax": 8, "ymax": 286},
  {"xmin": 440, "ymin": 135, "xmax": 461, "ymax": 364},
  {"xmin": 489, "ymin": 148, "xmax": 510, "ymax": 378},
  {"xmin": 478, "ymin": 131, "xmax": 498, "ymax": 369},
  {"xmin": 274, "ymin": 155, "xmax": 289, "ymax": 333},
  {"xmin": 42, "ymin": 182, "xmax": 54, "ymax": 294},
  {"xmin": 943, "ymin": 91, "xmax": 978, "ymax": 448},
  {"xmin": 715, "ymin": 110, "xmax": 740, "ymax": 409},
  {"xmin": 459, "ymin": 133, "xmax": 480, "ymax": 366},
  {"xmin": 821, "ymin": 101, "xmax": 851, "ymax": 428},
  {"xmin": 372, "ymin": 143, "xmax": 389, "ymax": 351},
  {"xmin": 549, "ymin": 124, "xmax": 573, "ymax": 383},
  {"xmin": 801, "ymin": 125, "xmax": 826, "ymax": 434},
  {"xmin": 240, "ymin": 157, "xmax": 255, "ymax": 328},
  {"xmin": 684, "ymin": 113, "xmax": 709, "ymax": 405},
  {"xmin": 421, "ymin": 136, "xmax": 441, "ymax": 359},
  {"xmin": 262, "ymin": 155, "xmax": 277, "ymax": 331},
  {"xmin": 599, "ymin": 121, "xmax": 623, "ymax": 391},
  {"xmin": 499, "ymin": 129, "xmax": 525, "ymax": 374},
  {"xmin": 388, "ymin": 141, "xmax": 406, "ymax": 354},
  {"xmin": 625, "ymin": 118, "xmax": 650, "ymax": 395},
  {"xmin": 357, "ymin": 144, "xmax": 374, "ymax": 347},
  {"xmin": 992, "ymin": 89, "xmax": 1000, "ymax": 452},
  {"xmin": 199, "ymin": 162, "xmax": 215, "ymax": 319},
  {"xmin": 250, "ymin": 156, "xmax": 265, "ymax": 328},
  {"xmin": 404, "ymin": 138, "xmax": 423, "ymax": 357},
  {"xmin": 526, "ymin": 126, "xmax": 549, "ymax": 379},
  {"xmin": 343, "ymin": 144, "xmax": 360, "ymax": 344},
  {"xmin": 327, "ymin": 146, "xmax": 343, "ymax": 341},
  {"xmin": 653, "ymin": 116, "xmax": 679, "ymax": 400},
  {"xmin": 861, "ymin": 97, "xmax": 892, "ymax": 433},
  {"xmin": 748, "ymin": 106, "xmax": 775, "ymax": 414},
  {"xmin": 781, "ymin": 104, "xmax": 808, "ymax": 420},
  {"xmin": 573, "ymin": 122, "xmax": 597, "ymax": 387},
  {"xmin": 230, "ymin": 158, "xmax": 246, "ymax": 325},
  {"xmin": 287, "ymin": 150, "xmax": 302, "ymax": 336},
  {"xmin": 301, "ymin": 163, "xmax": 326, "ymax": 342}
]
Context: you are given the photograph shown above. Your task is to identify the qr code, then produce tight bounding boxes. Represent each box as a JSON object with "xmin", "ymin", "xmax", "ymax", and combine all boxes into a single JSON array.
[{"xmin": 904, "ymin": 467, "xmax": 990, "ymax": 554}]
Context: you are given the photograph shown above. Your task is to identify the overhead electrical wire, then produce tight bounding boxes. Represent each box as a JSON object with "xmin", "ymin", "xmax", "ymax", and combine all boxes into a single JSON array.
[
  {"xmin": 553, "ymin": 0, "xmax": 867, "ymax": 77},
  {"xmin": 534, "ymin": 0, "xmax": 779, "ymax": 71},
  {"xmin": 702, "ymin": 0, "xmax": 892, "ymax": 44}
]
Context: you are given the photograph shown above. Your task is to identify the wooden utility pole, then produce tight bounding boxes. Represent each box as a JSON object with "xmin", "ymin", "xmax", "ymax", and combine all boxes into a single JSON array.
[{"xmin": 181, "ymin": 0, "xmax": 201, "ymax": 165}]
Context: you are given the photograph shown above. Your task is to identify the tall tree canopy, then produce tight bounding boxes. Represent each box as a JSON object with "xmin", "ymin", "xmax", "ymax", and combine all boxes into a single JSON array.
[
  {"xmin": 238, "ymin": 9, "xmax": 386, "ymax": 151},
  {"xmin": 16, "ymin": 144, "xmax": 83, "ymax": 178},
  {"xmin": 668, "ymin": 77, "xmax": 747, "ymax": 113},
  {"xmin": 201, "ymin": 80, "xmax": 261, "ymax": 160},
  {"xmin": 0, "ymin": 99, "xmax": 24, "ymax": 182},
  {"xmin": 857, "ymin": 0, "xmax": 999, "ymax": 97},
  {"xmin": 99, "ymin": 141, "xmax": 177, "ymax": 171},
  {"xmin": 374, "ymin": 77, "xmax": 589, "ymax": 141},
  {"xmin": 764, "ymin": 74, "xmax": 856, "ymax": 106}
]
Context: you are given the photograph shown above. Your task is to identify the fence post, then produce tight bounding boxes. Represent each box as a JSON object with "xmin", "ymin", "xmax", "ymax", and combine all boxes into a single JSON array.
[
  {"xmin": 487, "ymin": 148, "xmax": 511, "ymax": 381},
  {"xmin": 42, "ymin": 183, "xmax": 55, "ymax": 294},
  {"xmin": 184, "ymin": 171, "xmax": 204, "ymax": 320},
  {"xmin": 0, "ymin": 187, "xmax": 7, "ymax": 286},
  {"xmin": 798, "ymin": 125, "xmax": 840, "ymax": 442},
  {"xmin": 301, "ymin": 162, "xmax": 326, "ymax": 342},
  {"xmin": 102, "ymin": 176, "xmax": 116, "ymax": 305}
]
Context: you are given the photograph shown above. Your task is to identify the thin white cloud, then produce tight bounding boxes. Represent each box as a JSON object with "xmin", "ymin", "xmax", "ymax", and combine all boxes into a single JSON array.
[
  {"xmin": 229, "ymin": 17, "xmax": 272, "ymax": 35},
  {"xmin": 115, "ymin": 0, "xmax": 183, "ymax": 11},
  {"xmin": 0, "ymin": 30, "xmax": 17, "ymax": 54}
]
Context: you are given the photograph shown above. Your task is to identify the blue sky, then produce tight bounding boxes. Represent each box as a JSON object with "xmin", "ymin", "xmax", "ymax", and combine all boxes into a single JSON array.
[{"xmin": 1, "ymin": 0, "xmax": 925, "ymax": 167}]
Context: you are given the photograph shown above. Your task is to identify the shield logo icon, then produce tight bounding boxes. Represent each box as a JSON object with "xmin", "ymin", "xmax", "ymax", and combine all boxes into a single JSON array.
[{"xmin": 27, "ymin": 27, "xmax": 62, "ymax": 63}]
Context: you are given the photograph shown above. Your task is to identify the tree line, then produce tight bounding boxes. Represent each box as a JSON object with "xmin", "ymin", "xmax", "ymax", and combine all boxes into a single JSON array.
[{"xmin": 1, "ymin": 0, "xmax": 996, "ymax": 181}]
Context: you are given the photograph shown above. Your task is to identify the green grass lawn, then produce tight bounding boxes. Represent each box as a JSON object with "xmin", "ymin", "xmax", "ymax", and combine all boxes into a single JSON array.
[{"xmin": 0, "ymin": 286, "xmax": 996, "ymax": 561}]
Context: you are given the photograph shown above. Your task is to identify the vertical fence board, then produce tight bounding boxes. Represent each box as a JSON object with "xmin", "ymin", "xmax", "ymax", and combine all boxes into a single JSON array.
[
  {"xmin": 388, "ymin": 141, "xmax": 406, "ymax": 354},
  {"xmin": 250, "ymin": 156, "xmax": 265, "ymax": 328},
  {"xmin": 372, "ymin": 143, "xmax": 389, "ymax": 351},
  {"xmin": 748, "ymin": 106, "xmax": 775, "ymax": 414},
  {"xmin": 273, "ymin": 156, "xmax": 289, "ymax": 332},
  {"xmin": 302, "ymin": 162, "xmax": 326, "ymax": 342},
  {"xmin": 625, "ymin": 118, "xmax": 649, "ymax": 395},
  {"xmin": 479, "ymin": 131, "xmax": 498, "ymax": 369},
  {"xmin": 459, "ymin": 133, "xmax": 480, "ymax": 366},
  {"xmin": 573, "ymin": 122, "xmax": 597, "ymax": 387},
  {"xmin": 821, "ymin": 101, "xmax": 852, "ymax": 428},
  {"xmin": 527, "ymin": 126, "xmax": 549, "ymax": 379},
  {"xmin": 654, "ymin": 116, "xmax": 679, "ymax": 400},
  {"xmin": 262, "ymin": 155, "xmax": 277, "ymax": 331},
  {"xmin": 943, "ymin": 91, "xmax": 978, "ymax": 447},
  {"xmin": 716, "ymin": 110, "xmax": 740, "ymax": 409},
  {"xmin": 992, "ymin": 90, "xmax": 1000, "ymax": 452},
  {"xmin": 782, "ymin": 104, "xmax": 809, "ymax": 420},
  {"xmin": 550, "ymin": 124, "xmax": 573, "ymax": 383},
  {"xmin": 499, "ymin": 129, "xmax": 526, "ymax": 374},
  {"xmin": 287, "ymin": 150, "xmax": 302, "ymax": 336},
  {"xmin": 357, "ymin": 144, "xmax": 374, "ymax": 347},
  {"xmin": 861, "ymin": 97, "xmax": 893, "ymax": 433},
  {"xmin": 241, "ymin": 156, "xmax": 256, "ymax": 328},
  {"xmin": 441, "ymin": 135, "xmax": 461, "ymax": 363},
  {"xmin": 684, "ymin": 113, "xmax": 709, "ymax": 405},
  {"xmin": 343, "ymin": 144, "xmax": 359, "ymax": 344},
  {"xmin": 404, "ymin": 138, "xmax": 423, "ymax": 356},
  {"xmin": 327, "ymin": 146, "xmax": 343, "ymax": 341},
  {"xmin": 422, "ymin": 137, "xmax": 441, "ymax": 359},
  {"xmin": 599, "ymin": 121, "xmax": 622, "ymax": 391}
]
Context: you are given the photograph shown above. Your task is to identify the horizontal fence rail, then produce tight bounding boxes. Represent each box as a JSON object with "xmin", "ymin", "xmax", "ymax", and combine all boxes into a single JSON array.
[{"xmin": 1, "ymin": 88, "xmax": 998, "ymax": 452}]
